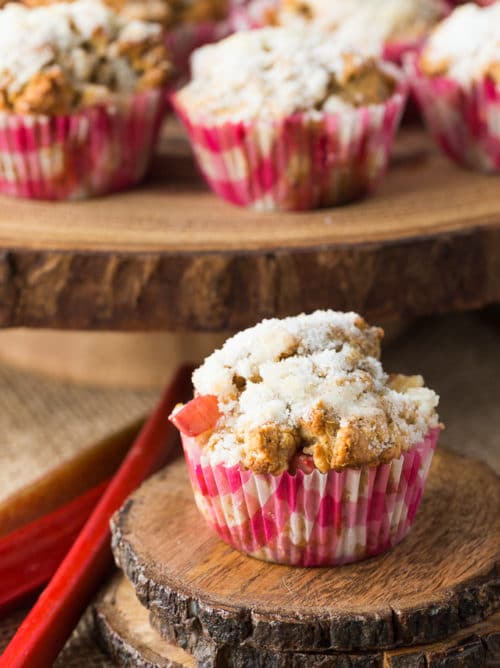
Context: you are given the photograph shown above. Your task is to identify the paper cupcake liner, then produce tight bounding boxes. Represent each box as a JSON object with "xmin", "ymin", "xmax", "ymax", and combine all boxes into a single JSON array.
[
  {"xmin": 408, "ymin": 58, "xmax": 500, "ymax": 171},
  {"xmin": 181, "ymin": 428, "xmax": 440, "ymax": 567},
  {"xmin": 172, "ymin": 81, "xmax": 407, "ymax": 211},
  {"xmin": 0, "ymin": 90, "xmax": 166, "ymax": 200},
  {"xmin": 166, "ymin": 19, "xmax": 232, "ymax": 79}
]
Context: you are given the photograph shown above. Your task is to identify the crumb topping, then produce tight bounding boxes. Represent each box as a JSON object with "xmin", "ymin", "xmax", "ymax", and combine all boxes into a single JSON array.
[
  {"xmin": 0, "ymin": 0, "xmax": 171, "ymax": 115},
  {"xmin": 177, "ymin": 27, "xmax": 397, "ymax": 122},
  {"xmin": 271, "ymin": 0, "xmax": 448, "ymax": 53},
  {"xmin": 192, "ymin": 311, "xmax": 440, "ymax": 474},
  {"xmin": 8, "ymin": 0, "xmax": 228, "ymax": 28},
  {"xmin": 420, "ymin": 3, "xmax": 500, "ymax": 85},
  {"xmin": 119, "ymin": 0, "xmax": 228, "ymax": 28}
]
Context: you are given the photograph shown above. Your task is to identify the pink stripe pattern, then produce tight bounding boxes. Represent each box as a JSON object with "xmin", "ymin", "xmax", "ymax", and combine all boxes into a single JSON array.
[
  {"xmin": 408, "ymin": 57, "xmax": 500, "ymax": 172},
  {"xmin": 181, "ymin": 428, "xmax": 440, "ymax": 566},
  {"xmin": 0, "ymin": 90, "xmax": 166, "ymax": 200},
  {"xmin": 172, "ymin": 83, "xmax": 407, "ymax": 211}
]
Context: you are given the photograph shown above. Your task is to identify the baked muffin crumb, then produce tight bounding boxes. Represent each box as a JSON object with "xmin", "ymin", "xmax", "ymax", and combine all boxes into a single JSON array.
[
  {"xmin": 177, "ymin": 27, "xmax": 398, "ymax": 123},
  {"xmin": 192, "ymin": 311, "xmax": 440, "ymax": 474},
  {"xmin": 0, "ymin": 0, "xmax": 171, "ymax": 115},
  {"xmin": 420, "ymin": 3, "xmax": 500, "ymax": 85},
  {"xmin": 271, "ymin": 0, "xmax": 448, "ymax": 52}
]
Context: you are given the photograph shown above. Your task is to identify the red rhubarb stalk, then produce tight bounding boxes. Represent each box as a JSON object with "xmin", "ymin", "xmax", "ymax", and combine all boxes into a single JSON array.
[
  {"xmin": 0, "ymin": 365, "xmax": 193, "ymax": 668},
  {"xmin": 0, "ymin": 480, "xmax": 108, "ymax": 615}
]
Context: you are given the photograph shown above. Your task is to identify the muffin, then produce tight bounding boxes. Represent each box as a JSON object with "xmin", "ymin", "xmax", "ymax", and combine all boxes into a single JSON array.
[
  {"xmin": 113, "ymin": 0, "xmax": 231, "ymax": 76},
  {"xmin": 172, "ymin": 28, "xmax": 407, "ymax": 211},
  {"xmin": 0, "ymin": 0, "xmax": 172, "ymax": 200},
  {"xmin": 410, "ymin": 2, "xmax": 500, "ymax": 171},
  {"xmin": 170, "ymin": 311, "xmax": 441, "ymax": 567},
  {"xmin": 14, "ymin": 0, "xmax": 232, "ymax": 76},
  {"xmin": 237, "ymin": 0, "xmax": 450, "ymax": 65}
]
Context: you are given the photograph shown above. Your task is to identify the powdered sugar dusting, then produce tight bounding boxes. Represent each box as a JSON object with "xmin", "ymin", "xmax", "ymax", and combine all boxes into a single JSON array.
[
  {"xmin": 421, "ymin": 3, "xmax": 500, "ymax": 85},
  {"xmin": 179, "ymin": 27, "xmax": 394, "ymax": 122},
  {"xmin": 193, "ymin": 311, "xmax": 440, "ymax": 471},
  {"xmin": 276, "ymin": 0, "xmax": 448, "ymax": 52},
  {"xmin": 0, "ymin": 0, "xmax": 163, "ymax": 98}
]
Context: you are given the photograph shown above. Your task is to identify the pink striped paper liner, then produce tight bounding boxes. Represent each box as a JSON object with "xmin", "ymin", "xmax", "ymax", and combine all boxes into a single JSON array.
[
  {"xmin": 181, "ymin": 428, "xmax": 440, "ymax": 567},
  {"xmin": 172, "ymin": 76, "xmax": 407, "ymax": 211},
  {"xmin": 0, "ymin": 89, "xmax": 166, "ymax": 201},
  {"xmin": 408, "ymin": 56, "xmax": 500, "ymax": 171}
]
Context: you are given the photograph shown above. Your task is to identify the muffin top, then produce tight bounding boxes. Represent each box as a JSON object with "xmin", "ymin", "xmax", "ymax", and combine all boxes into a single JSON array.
[
  {"xmin": 189, "ymin": 311, "xmax": 440, "ymax": 474},
  {"xmin": 176, "ymin": 27, "xmax": 398, "ymax": 122},
  {"xmin": 18, "ymin": 0, "xmax": 228, "ymax": 28},
  {"xmin": 420, "ymin": 3, "xmax": 500, "ymax": 85},
  {"xmin": 0, "ymin": 0, "xmax": 171, "ymax": 115},
  {"xmin": 271, "ymin": 0, "xmax": 448, "ymax": 52},
  {"xmin": 119, "ymin": 0, "xmax": 228, "ymax": 28}
]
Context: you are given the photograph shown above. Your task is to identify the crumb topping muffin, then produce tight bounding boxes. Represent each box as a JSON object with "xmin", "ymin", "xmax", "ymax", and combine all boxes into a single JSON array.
[
  {"xmin": 191, "ymin": 311, "xmax": 440, "ymax": 474},
  {"xmin": 11, "ymin": 0, "xmax": 228, "ymax": 27},
  {"xmin": 119, "ymin": 0, "xmax": 228, "ymax": 28},
  {"xmin": 0, "ymin": 0, "xmax": 171, "ymax": 115},
  {"xmin": 177, "ymin": 27, "xmax": 397, "ymax": 122},
  {"xmin": 271, "ymin": 0, "xmax": 448, "ymax": 53},
  {"xmin": 420, "ymin": 3, "xmax": 500, "ymax": 85}
]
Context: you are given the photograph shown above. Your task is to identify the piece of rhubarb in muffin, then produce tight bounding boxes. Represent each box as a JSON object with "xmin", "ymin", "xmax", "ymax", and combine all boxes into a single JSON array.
[{"xmin": 170, "ymin": 310, "xmax": 441, "ymax": 566}]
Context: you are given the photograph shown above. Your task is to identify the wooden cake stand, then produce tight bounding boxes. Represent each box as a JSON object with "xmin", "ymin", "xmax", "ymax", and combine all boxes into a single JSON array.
[
  {"xmin": 0, "ymin": 125, "xmax": 499, "ymax": 333},
  {"xmin": 103, "ymin": 451, "xmax": 500, "ymax": 667}
]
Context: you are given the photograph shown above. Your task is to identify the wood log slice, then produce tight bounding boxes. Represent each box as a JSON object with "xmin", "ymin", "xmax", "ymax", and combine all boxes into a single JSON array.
[
  {"xmin": 94, "ymin": 573, "xmax": 196, "ymax": 668},
  {"xmin": 111, "ymin": 451, "xmax": 500, "ymax": 657},
  {"xmin": 94, "ymin": 574, "xmax": 500, "ymax": 668},
  {"xmin": 1, "ymin": 126, "xmax": 500, "ymax": 331}
]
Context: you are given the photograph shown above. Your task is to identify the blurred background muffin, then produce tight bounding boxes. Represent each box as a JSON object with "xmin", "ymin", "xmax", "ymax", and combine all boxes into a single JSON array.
[
  {"xmin": 409, "ymin": 2, "xmax": 500, "ymax": 171},
  {"xmin": 2, "ymin": 0, "xmax": 233, "ymax": 74},
  {"xmin": 234, "ymin": 0, "xmax": 450, "ymax": 65},
  {"xmin": 0, "ymin": 0, "xmax": 172, "ymax": 199},
  {"xmin": 173, "ymin": 27, "xmax": 407, "ymax": 211}
]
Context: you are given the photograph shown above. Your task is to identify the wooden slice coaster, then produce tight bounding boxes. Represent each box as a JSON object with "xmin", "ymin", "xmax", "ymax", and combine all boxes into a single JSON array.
[
  {"xmin": 111, "ymin": 451, "xmax": 500, "ymax": 658},
  {"xmin": 94, "ymin": 574, "xmax": 195, "ymax": 668},
  {"xmin": 94, "ymin": 574, "xmax": 500, "ymax": 668}
]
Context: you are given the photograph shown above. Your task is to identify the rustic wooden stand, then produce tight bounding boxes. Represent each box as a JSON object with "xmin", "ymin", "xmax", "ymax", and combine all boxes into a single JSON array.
[
  {"xmin": 107, "ymin": 451, "xmax": 500, "ymax": 667},
  {"xmin": 1, "ymin": 126, "xmax": 500, "ymax": 332}
]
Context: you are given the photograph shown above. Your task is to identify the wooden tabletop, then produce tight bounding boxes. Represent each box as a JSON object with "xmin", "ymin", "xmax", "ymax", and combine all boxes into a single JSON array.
[{"xmin": 0, "ymin": 125, "xmax": 499, "ymax": 331}]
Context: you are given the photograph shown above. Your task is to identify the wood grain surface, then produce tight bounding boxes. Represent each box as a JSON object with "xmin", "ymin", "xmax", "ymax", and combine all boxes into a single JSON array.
[
  {"xmin": 94, "ymin": 574, "xmax": 500, "ymax": 668},
  {"xmin": 1, "ymin": 126, "xmax": 500, "ymax": 331},
  {"xmin": 111, "ymin": 451, "xmax": 500, "ymax": 657}
]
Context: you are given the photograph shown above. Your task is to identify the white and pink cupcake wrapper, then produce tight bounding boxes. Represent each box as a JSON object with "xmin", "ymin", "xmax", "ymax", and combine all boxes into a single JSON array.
[
  {"xmin": 0, "ymin": 89, "xmax": 166, "ymax": 201},
  {"xmin": 408, "ymin": 58, "xmax": 500, "ymax": 171},
  {"xmin": 172, "ymin": 81, "xmax": 407, "ymax": 211},
  {"xmin": 181, "ymin": 428, "xmax": 440, "ymax": 567}
]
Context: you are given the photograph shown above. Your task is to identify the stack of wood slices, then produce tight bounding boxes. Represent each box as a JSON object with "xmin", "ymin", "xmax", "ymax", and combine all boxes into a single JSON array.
[{"xmin": 94, "ymin": 451, "xmax": 500, "ymax": 667}]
